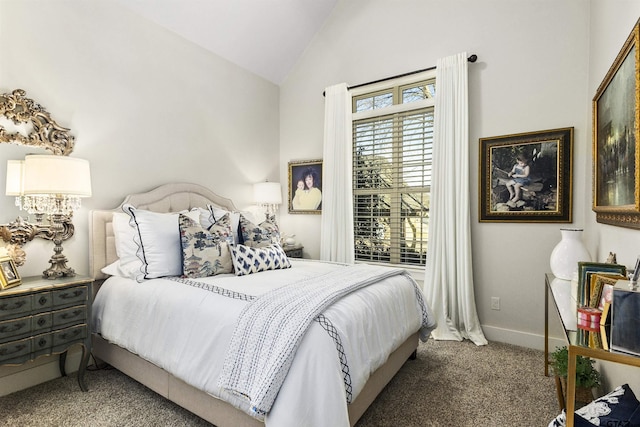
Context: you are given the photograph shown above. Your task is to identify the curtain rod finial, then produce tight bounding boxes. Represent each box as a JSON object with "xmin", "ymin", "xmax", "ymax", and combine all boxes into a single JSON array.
[{"xmin": 468, "ymin": 54, "xmax": 477, "ymax": 63}]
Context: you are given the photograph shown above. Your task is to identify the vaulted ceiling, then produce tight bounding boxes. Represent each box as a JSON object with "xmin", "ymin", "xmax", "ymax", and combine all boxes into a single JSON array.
[{"xmin": 114, "ymin": 0, "xmax": 339, "ymax": 85}]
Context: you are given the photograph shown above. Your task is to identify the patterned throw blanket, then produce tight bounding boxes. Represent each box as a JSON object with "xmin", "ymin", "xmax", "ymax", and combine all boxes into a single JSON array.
[{"xmin": 217, "ymin": 264, "xmax": 423, "ymax": 418}]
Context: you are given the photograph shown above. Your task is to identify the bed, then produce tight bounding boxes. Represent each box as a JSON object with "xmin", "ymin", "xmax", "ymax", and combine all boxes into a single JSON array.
[{"xmin": 89, "ymin": 182, "xmax": 435, "ymax": 427}]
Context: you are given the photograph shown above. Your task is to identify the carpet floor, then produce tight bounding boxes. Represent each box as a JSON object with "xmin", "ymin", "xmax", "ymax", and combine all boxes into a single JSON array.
[{"xmin": 0, "ymin": 339, "xmax": 560, "ymax": 426}]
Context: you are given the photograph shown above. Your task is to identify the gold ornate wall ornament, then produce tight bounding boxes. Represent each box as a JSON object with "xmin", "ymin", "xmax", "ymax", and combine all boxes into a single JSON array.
[
  {"xmin": 0, "ymin": 216, "xmax": 74, "ymax": 266},
  {"xmin": 0, "ymin": 89, "xmax": 75, "ymax": 155}
]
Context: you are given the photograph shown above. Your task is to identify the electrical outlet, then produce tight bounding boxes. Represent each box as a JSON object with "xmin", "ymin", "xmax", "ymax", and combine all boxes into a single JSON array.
[{"xmin": 491, "ymin": 297, "xmax": 500, "ymax": 310}]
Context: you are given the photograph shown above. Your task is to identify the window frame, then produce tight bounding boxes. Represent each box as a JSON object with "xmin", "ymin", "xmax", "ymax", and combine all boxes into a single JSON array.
[{"xmin": 351, "ymin": 70, "xmax": 436, "ymax": 268}]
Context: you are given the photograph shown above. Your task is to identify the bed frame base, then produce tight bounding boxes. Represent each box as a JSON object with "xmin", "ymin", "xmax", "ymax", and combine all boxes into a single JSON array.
[{"xmin": 92, "ymin": 332, "xmax": 419, "ymax": 426}]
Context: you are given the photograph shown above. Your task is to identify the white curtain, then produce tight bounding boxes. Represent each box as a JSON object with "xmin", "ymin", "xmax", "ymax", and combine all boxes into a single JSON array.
[
  {"xmin": 320, "ymin": 83, "xmax": 355, "ymax": 263},
  {"xmin": 424, "ymin": 53, "xmax": 487, "ymax": 346}
]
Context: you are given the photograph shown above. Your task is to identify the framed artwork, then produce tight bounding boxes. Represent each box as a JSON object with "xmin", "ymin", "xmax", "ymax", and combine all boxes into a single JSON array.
[
  {"xmin": 479, "ymin": 127, "xmax": 573, "ymax": 222},
  {"xmin": 0, "ymin": 256, "xmax": 21, "ymax": 290},
  {"xmin": 593, "ymin": 18, "xmax": 640, "ymax": 228},
  {"xmin": 288, "ymin": 159, "xmax": 323, "ymax": 214},
  {"xmin": 588, "ymin": 273, "xmax": 626, "ymax": 308}
]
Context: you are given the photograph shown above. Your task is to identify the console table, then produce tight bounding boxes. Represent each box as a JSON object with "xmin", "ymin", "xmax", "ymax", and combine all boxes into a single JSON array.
[{"xmin": 545, "ymin": 273, "xmax": 640, "ymax": 426}]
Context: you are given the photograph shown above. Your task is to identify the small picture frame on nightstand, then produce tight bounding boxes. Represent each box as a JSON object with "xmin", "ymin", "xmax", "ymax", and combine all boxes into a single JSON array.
[{"xmin": 0, "ymin": 256, "xmax": 21, "ymax": 290}]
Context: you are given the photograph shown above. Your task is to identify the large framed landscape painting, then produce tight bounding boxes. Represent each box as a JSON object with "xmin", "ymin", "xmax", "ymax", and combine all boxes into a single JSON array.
[
  {"xmin": 479, "ymin": 127, "xmax": 573, "ymax": 223},
  {"xmin": 593, "ymin": 18, "xmax": 640, "ymax": 229}
]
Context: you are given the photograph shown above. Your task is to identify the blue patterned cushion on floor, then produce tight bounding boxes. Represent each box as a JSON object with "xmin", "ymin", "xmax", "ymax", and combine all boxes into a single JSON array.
[
  {"xmin": 548, "ymin": 384, "xmax": 640, "ymax": 427},
  {"xmin": 230, "ymin": 244, "xmax": 291, "ymax": 276},
  {"xmin": 548, "ymin": 410, "xmax": 566, "ymax": 427}
]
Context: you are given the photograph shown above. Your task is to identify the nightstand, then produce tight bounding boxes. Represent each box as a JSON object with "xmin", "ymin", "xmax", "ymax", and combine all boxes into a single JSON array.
[
  {"xmin": 283, "ymin": 243, "xmax": 304, "ymax": 258},
  {"xmin": 0, "ymin": 275, "xmax": 93, "ymax": 391}
]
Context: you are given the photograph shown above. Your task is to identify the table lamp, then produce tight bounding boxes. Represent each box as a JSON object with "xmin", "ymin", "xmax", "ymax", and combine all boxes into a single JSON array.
[
  {"xmin": 253, "ymin": 181, "xmax": 282, "ymax": 223},
  {"xmin": 14, "ymin": 154, "xmax": 92, "ymax": 278}
]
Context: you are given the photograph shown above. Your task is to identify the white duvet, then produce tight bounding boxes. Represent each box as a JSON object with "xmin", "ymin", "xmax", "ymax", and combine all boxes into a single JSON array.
[{"xmin": 92, "ymin": 259, "xmax": 433, "ymax": 427}]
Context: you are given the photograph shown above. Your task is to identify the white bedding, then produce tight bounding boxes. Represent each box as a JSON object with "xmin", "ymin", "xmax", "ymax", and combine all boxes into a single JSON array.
[{"xmin": 92, "ymin": 259, "xmax": 433, "ymax": 427}]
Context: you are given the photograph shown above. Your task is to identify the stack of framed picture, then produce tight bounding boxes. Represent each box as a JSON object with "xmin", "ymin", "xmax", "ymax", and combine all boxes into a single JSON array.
[{"xmin": 575, "ymin": 262, "xmax": 627, "ymax": 350}]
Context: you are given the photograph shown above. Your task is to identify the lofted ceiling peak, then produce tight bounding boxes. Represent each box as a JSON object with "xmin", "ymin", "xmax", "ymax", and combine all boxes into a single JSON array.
[{"xmin": 114, "ymin": 0, "xmax": 338, "ymax": 85}]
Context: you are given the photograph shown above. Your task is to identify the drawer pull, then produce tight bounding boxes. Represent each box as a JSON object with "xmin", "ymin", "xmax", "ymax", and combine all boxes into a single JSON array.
[
  {"xmin": 0, "ymin": 322, "xmax": 27, "ymax": 333},
  {"xmin": 0, "ymin": 300, "xmax": 27, "ymax": 311},
  {"xmin": 60, "ymin": 330, "xmax": 81, "ymax": 340},
  {"xmin": 37, "ymin": 318, "xmax": 47, "ymax": 326},
  {"xmin": 0, "ymin": 344, "xmax": 27, "ymax": 356},
  {"xmin": 38, "ymin": 338, "xmax": 48, "ymax": 347},
  {"xmin": 61, "ymin": 310, "xmax": 83, "ymax": 320},
  {"xmin": 59, "ymin": 290, "xmax": 83, "ymax": 300},
  {"xmin": 38, "ymin": 296, "xmax": 48, "ymax": 306}
]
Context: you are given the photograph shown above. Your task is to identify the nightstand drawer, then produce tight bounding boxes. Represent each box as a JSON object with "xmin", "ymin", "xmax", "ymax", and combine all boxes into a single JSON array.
[
  {"xmin": 34, "ymin": 292, "xmax": 53, "ymax": 312},
  {"xmin": 0, "ymin": 336, "xmax": 31, "ymax": 364},
  {"xmin": 53, "ymin": 306, "xmax": 86, "ymax": 328},
  {"xmin": 33, "ymin": 333, "xmax": 53, "ymax": 358},
  {"xmin": 283, "ymin": 244, "xmax": 304, "ymax": 259},
  {"xmin": 52, "ymin": 325, "xmax": 87, "ymax": 350},
  {"xmin": 52, "ymin": 286, "xmax": 88, "ymax": 308},
  {"xmin": 33, "ymin": 312, "xmax": 53, "ymax": 333},
  {"xmin": 0, "ymin": 317, "xmax": 31, "ymax": 342},
  {"xmin": 0, "ymin": 295, "xmax": 33, "ymax": 319}
]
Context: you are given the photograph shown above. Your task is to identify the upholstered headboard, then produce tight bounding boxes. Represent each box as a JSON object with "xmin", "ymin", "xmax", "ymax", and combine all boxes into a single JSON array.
[{"xmin": 89, "ymin": 182, "xmax": 237, "ymax": 281}]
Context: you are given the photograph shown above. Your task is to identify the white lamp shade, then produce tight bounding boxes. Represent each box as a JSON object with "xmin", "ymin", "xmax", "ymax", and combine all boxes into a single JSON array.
[
  {"xmin": 23, "ymin": 155, "xmax": 92, "ymax": 197},
  {"xmin": 6, "ymin": 160, "xmax": 25, "ymax": 196},
  {"xmin": 253, "ymin": 182, "xmax": 282, "ymax": 205}
]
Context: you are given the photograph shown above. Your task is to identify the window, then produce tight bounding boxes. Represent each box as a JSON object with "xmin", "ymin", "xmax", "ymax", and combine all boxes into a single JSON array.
[{"xmin": 352, "ymin": 75, "xmax": 435, "ymax": 266}]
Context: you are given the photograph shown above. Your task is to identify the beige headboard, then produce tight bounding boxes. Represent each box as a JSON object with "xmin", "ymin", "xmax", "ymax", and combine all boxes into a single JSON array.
[{"xmin": 89, "ymin": 182, "xmax": 238, "ymax": 282}]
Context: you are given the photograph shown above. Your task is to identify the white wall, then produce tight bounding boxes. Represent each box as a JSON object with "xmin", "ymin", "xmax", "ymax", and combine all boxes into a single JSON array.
[
  {"xmin": 280, "ymin": 0, "xmax": 590, "ymax": 349},
  {"xmin": 587, "ymin": 0, "xmax": 640, "ymax": 394},
  {"xmin": 0, "ymin": 0, "xmax": 280, "ymax": 276},
  {"xmin": 0, "ymin": 0, "xmax": 279, "ymax": 394}
]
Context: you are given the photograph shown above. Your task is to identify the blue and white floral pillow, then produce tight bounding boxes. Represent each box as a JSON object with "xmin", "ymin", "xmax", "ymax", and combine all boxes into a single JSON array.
[
  {"xmin": 239, "ymin": 214, "xmax": 280, "ymax": 248},
  {"xmin": 230, "ymin": 244, "xmax": 291, "ymax": 276},
  {"xmin": 548, "ymin": 384, "xmax": 640, "ymax": 427},
  {"xmin": 179, "ymin": 213, "xmax": 234, "ymax": 278}
]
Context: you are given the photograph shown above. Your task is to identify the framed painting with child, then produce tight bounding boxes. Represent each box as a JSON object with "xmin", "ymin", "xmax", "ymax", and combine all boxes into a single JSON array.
[{"xmin": 479, "ymin": 127, "xmax": 573, "ymax": 223}]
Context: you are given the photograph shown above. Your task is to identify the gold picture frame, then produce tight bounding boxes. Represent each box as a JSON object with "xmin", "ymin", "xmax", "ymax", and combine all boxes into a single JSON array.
[
  {"xmin": 592, "ymin": 18, "xmax": 640, "ymax": 228},
  {"xmin": 288, "ymin": 159, "xmax": 323, "ymax": 214},
  {"xmin": 479, "ymin": 127, "xmax": 573, "ymax": 222},
  {"xmin": 0, "ymin": 256, "xmax": 21, "ymax": 290}
]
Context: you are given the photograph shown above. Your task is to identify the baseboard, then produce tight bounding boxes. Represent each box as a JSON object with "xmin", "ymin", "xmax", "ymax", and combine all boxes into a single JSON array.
[
  {"xmin": 482, "ymin": 324, "xmax": 565, "ymax": 352},
  {"xmin": 0, "ymin": 348, "xmax": 83, "ymax": 396}
]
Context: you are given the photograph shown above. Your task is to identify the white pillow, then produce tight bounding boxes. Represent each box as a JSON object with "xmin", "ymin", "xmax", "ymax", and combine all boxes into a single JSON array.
[
  {"xmin": 114, "ymin": 212, "xmax": 144, "ymax": 274},
  {"xmin": 100, "ymin": 260, "xmax": 120, "ymax": 277},
  {"xmin": 191, "ymin": 206, "xmax": 215, "ymax": 229},
  {"xmin": 100, "ymin": 212, "xmax": 144, "ymax": 279},
  {"xmin": 207, "ymin": 204, "xmax": 257, "ymax": 244},
  {"xmin": 123, "ymin": 204, "xmax": 199, "ymax": 281}
]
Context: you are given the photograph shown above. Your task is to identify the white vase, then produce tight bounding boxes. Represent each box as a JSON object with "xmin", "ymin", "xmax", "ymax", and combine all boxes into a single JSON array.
[{"xmin": 550, "ymin": 228, "xmax": 592, "ymax": 280}]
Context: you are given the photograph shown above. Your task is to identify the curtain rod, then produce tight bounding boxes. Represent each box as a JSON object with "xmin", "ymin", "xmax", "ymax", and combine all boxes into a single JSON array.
[{"xmin": 323, "ymin": 54, "xmax": 477, "ymax": 96}]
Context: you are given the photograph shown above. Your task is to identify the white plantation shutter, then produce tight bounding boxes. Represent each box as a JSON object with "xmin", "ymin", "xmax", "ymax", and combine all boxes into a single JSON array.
[{"xmin": 352, "ymin": 79, "xmax": 434, "ymax": 266}]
